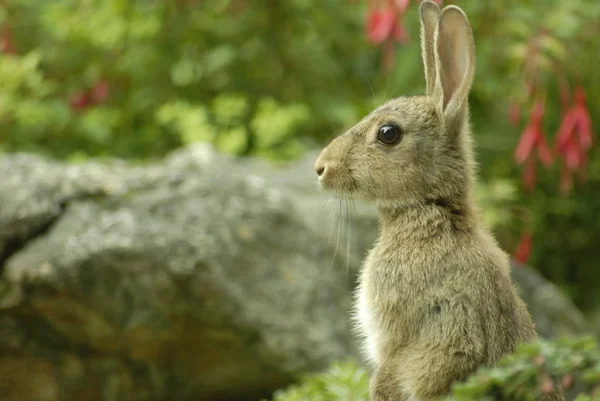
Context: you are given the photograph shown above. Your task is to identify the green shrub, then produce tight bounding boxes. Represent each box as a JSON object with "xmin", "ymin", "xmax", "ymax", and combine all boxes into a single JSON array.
[
  {"xmin": 268, "ymin": 336, "xmax": 600, "ymax": 401},
  {"xmin": 268, "ymin": 360, "xmax": 369, "ymax": 401}
]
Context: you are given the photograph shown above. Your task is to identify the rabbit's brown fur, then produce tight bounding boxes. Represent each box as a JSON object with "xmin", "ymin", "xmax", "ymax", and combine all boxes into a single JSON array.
[{"xmin": 314, "ymin": 2, "xmax": 564, "ymax": 401}]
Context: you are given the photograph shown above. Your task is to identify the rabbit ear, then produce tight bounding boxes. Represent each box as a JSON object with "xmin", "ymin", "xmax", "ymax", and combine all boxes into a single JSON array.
[
  {"xmin": 434, "ymin": 5, "xmax": 476, "ymax": 122},
  {"xmin": 419, "ymin": 1, "xmax": 442, "ymax": 96}
]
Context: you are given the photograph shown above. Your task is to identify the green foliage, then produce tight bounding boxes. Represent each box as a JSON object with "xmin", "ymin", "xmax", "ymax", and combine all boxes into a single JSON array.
[
  {"xmin": 0, "ymin": 0, "xmax": 374, "ymax": 160},
  {"xmin": 445, "ymin": 336, "xmax": 600, "ymax": 401},
  {"xmin": 268, "ymin": 336, "xmax": 600, "ymax": 401},
  {"xmin": 268, "ymin": 360, "xmax": 369, "ymax": 401},
  {"xmin": 476, "ymin": 179, "xmax": 520, "ymax": 232}
]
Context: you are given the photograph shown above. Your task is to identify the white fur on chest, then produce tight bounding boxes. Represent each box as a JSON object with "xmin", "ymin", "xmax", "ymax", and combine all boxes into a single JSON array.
[
  {"xmin": 354, "ymin": 279, "xmax": 380, "ymax": 365},
  {"xmin": 354, "ymin": 250, "xmax": 418, "ymax": 367}
]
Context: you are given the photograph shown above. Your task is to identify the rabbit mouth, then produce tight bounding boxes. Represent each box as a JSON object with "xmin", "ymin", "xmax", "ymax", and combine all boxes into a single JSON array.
[
  {"xmin": 318, "ymin": 168, "xmax": 358, "ymax": 196},
  {"xmin": 320, "ymin": 181, "xmax": 356, "ymax": 196},
  {"xmin": 314, "ymin": 135, "xmax": 360, "ymax": 196}
]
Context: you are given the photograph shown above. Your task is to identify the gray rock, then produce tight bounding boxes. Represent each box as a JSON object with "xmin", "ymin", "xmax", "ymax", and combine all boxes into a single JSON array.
[{"xmin": 0, "ymin": 145, "xmax": 589, "ymax": 401}]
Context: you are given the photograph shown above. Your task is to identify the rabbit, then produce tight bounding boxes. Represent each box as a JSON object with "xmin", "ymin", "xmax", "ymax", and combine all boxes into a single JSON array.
[{"xmin": 313, "ymin": 1, "xmax": 564, "ymax": 401}]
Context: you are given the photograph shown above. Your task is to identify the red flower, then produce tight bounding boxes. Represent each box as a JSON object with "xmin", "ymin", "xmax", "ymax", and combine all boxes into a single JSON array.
[
  {"xmin": 69, "ymin": 91, "xmax": 91, "ymax": 112},
  {"xmin": 365, "ymin": 0, "xmax": 442, "ymax": 70},
  {"xmin": 367, "ymin": 8, "xmax": 401, "ymax": 44},
  {"xmin": 68, "ymin": 79, "xmax": 111, "ymax": 112},
  {"xmin": 514, "ymin": 231, "xmax": 533, "ymax": 264},
  {"xmin": 91, "ymin": 80, "xmax": 110, "ymax": 103},
  {"xmin": 556, "ymin": 87, "xmax": 592, "ymax": 153},
  {"xmin": 514, "ymin": 100, "xmax": 553, "ymax": 191},
  {"xmin": 555, "ymin": 86, "xmax": 593, "ymax": 193},
  {"xmin": 366, "ymin": 0, "xmax": 410, "ymax": 45},
  {"xmin": 395, "ymin": 0, "xmax": 410, "ymax": 10}
]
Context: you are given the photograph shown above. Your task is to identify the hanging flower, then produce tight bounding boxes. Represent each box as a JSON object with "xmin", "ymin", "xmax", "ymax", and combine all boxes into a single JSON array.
[
  {"xmin": 514, "ymin": 100, "xmax": 553, "ymax": 191},
  {"xmin": 69, "ymin": 91, "xmax": 91, "ymax": 112},
  {"xmin": 366, "ymin": 0, "xmax": 412, "ymax": 44},
  {"xmin": 91, "ymin": 79, "xmax": 110, "ymax": 104},
  {"xmin": 366, "ymin": 7, "xmax": 404, "ymax": 45},
  {"xmin": 68, "ymin": 79, "xmax": 111, "ymax": 112},
  {"xmin": 513, "ymin": 230, "xmax": 533, "ymax": 264},
  {"xmin": 555, "ymin": 86, "xmax": 593, "ymax": 194},
  {"xmin": 365, "ymin": 0, "xmax": 443, "ymax": 71},
  {"xmin": 395, "ymin": 0, "xmax": 411, "ymax": 11}
]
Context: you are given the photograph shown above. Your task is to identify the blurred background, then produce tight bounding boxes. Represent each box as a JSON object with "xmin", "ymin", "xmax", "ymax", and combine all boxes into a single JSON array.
[
  {"xmin": 1, "ymin": 0, "xmax": 598, "ymax": 314},
  {"xmin": 0, "ymin": 0, "xmax": 599, "ymax": 400}
]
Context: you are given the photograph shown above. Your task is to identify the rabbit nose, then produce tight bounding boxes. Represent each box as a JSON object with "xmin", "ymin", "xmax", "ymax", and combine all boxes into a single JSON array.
[
  {"xmin": 314, "ymin": 146, "xmax": 331, "ymax": 178},
  {"xmin": 314, "ymin": 161, "xmax": 326, "ymax": 177}
]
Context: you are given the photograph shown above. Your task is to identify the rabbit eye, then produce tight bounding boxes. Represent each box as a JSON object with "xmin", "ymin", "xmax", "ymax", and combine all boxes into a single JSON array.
[{"xmin": 377, "ymin": 124, "xmax": 403, "ymax": 145}]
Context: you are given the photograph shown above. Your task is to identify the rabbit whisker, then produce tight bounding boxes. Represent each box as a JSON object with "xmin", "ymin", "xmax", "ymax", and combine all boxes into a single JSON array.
[
  {"xmin": 345, "ymin": 195, "xmax": 352, "ymax": 282},
  {"xmin": 330, "ymin": 198, "xmax": 343, "ymax": 270},
  {"xmin": 326, "ymin": 196, "xmax": 338, "ymax": 249}
]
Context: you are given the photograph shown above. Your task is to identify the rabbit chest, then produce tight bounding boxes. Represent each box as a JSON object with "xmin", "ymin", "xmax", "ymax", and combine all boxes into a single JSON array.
[{"xmin": 355, "ymin": 249, "xmax": 435, "ymax": 365}]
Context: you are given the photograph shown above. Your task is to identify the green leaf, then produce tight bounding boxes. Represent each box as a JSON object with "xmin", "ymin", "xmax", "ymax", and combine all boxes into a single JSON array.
[
  {"xmin": 251, "ymin": 98, "xmax": 310, "ymax": 149},
  {"xmin": 217, "ymin": 126, "xmax": 248, "ymax": 155},
  {"xmin": 212, "ymin": 94, "xmax": 248, "ymax": 125},
  {"xmin": 170, "ymin": 58, "xmax": 196, "ymax": 87}
]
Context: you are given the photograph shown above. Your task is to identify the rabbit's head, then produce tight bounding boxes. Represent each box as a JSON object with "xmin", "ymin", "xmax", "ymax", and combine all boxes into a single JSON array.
[{"xmin": 314, "ymin": 1, "xmax": 477, "ymax": 207}]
